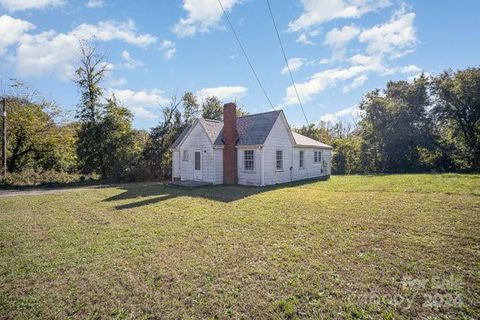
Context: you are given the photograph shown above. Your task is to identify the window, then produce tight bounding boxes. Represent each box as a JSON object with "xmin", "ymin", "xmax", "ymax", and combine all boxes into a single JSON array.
[
  {"xmin": 194, "ymin": 151, "xmax": 201, "ymax": 170},
  {"xmin": 182, "ymin": 150, "xmax": 189, "ymax": 161},
  {"xmin": 314, "ymin": 151, "xmax": 322, "ymax": 163},
  {"xmin": 244, "ymin": 150, "xmax": 254, "ymax": 171},
  {"xmin": 276, "ymin": 150, "xmax": 283, "ymax": 170},
  {"xmin": 299, "ymin": 151, "xmax": 304, "ymax": 168}
]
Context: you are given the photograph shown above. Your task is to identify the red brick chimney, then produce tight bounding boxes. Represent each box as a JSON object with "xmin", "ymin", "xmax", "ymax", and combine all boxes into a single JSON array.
[{"xmin": 223, "ymin": 102, "xmax": 238, "ymax": 184}]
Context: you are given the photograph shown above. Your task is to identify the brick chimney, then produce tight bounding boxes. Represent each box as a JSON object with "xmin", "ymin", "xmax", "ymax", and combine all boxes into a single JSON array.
[{"xmin": 223, "ymin": 102, "xmax": 238, "ymax": 184}]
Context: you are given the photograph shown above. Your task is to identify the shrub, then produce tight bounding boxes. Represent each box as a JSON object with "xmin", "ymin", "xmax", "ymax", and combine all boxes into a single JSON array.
[{"xmin": 0, "ymin": 169, "xmax": 99, "ymax": 187}]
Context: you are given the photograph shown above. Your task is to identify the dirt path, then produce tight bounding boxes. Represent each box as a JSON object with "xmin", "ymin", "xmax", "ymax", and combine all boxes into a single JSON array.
[{"xmin": 0, "ymin": 187, "xmax": 92, "ymax": 197}]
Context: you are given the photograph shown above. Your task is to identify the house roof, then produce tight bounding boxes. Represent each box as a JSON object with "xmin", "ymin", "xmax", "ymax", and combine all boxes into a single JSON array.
[
  {"xmin": 170, "ymin": 123, "xmax": 193, "ymax": 149},
  {"xmin": 214, "ymin": 110, "xmax": 282, "ymax": 145},
  {"xmin": 200, "ymin": 118, "xmax": 223, "ymax": 144},
  {"xmin": 170, "ymin": 110, "xmax": 332, "ymax": 149},
  {"xmin": 291, "ymin": 131, "xmax": 333, "ymax": 149}
]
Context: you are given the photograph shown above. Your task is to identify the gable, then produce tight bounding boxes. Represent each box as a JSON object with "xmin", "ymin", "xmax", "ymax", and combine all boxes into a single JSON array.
[
  {"xmin": 170, "ymin": 119, "xmax": 217, "ymax": 150},
  {"xmin": 263, "ymin": 111, "xmax": 296, "ymax": 148}
]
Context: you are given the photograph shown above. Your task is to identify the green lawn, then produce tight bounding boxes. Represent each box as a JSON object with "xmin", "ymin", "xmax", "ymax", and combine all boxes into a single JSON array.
[{"xmin": 1, "ymin": 174, "xmax": 479, "ymax": 319}]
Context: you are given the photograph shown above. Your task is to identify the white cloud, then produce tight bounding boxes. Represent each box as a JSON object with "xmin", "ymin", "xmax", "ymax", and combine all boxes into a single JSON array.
[
  {"xmin": 281, "ymin": 58, "xmax": 305, "ymax": 75},
  {"xmin": 296, "ymin": 33, "xmax": 314, "ymax": 45},
  {"xmin": 289, "ymin": 0, "xmax": 390, "ymax": 32},
  {"xmin": 324, "ymin": 25, "xmax": 360, "ymax": 49},
  {"xmin": 0, "ymin": 15, "xmax": 35, "ymax": 55},
  {"xmin": 0, "ymin": 0, "xmax": 64, "ymax": 11},
  {"xmin": 159, "ymin": 40, "xmax": 176, "ymax": 60},
  {"xmin": 323, "ymin": 24, "xmax": 360, "ymax": 61},
  {"xmin": 296, "ymin": 29, "xmax": 321, "ymax": 45},
  {"xmin": 196, "ymin": 86, "xmax": 248, "ymax": 101},
  {"xmin": 359, "ymin": 7, "xmax": 417, "ymax": 58},
  {"xmin": 320, "ymin": 105, "xmax": 362, "ymax": 123},
  {"xmin": 342, "ymin": 75, "xmax": 368, "ymax": 92},
  {"xmin": 399, "ymin": 64, "xmax": 421, "ymax": 74},
  {"xmin": 172, "ymin": 0, "xmax": 242, "ymax": 37},
  {"xmin": 73, "ymin": 19, "xmax": 157, "ymax": 47},
  {"xmin": 283, "ymin": 63, "xmax": 381, "ymax": 105},
  {"xmin": 111, "ymin": 89, "xmax": 170, "ymax": 120},
  {"xmin": 284, "ymin": 5, "xmax": 420, "ymax": 110},
  {"xmin": 121, "ymin": 50, "xmax": 143, "ymax": 69},
  {"xmin": 15, "ymin": 19, "xmax": 156, "ymax": 79},
  {"xmin": 383, "ymin": 64, "xmax": 422, "ymax": 75},
  {"xmin": 85, "ymin": 0, "xmax": 105, "ymax": 8},
  {"xmin": 348, "ymin": 54, "xmax": 384, "ymax": 70}
]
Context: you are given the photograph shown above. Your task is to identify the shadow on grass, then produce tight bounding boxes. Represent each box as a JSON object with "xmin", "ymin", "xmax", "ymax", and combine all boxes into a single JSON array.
[{"xmin": 104, "ymin": 178, "xmax": 328, "ymax": 209}]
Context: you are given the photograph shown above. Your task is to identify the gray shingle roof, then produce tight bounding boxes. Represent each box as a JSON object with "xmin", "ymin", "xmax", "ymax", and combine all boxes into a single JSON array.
[
  {"xmin": 291, "ymin": 131, "xmax": 333, "ymax": 149},
  {"xmin": 171, "ymin": 110, "xmax": 331, "ymax": 149},
  {"xmin": 214, "ymin": 110, "xmax": 281, "ymax": 145},
  {"xmin": 200, "ymin": 119, "xmax": 223, "ymax": 144},
  {"xmin": 170, "ymin": 123, "xmax": 193, "ymax": 149}
]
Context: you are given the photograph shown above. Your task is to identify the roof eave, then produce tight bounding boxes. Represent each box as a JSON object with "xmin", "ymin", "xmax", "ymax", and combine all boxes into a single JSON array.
[{"xmin": 294, "ymin": 144, "xmax": 333, "ymax": 149}]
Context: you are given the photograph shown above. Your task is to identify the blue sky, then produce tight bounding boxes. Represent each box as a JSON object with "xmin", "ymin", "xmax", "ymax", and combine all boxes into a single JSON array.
[{"xmin": 0, "ymin": 0, "xmax": 479, "ymax": 128}]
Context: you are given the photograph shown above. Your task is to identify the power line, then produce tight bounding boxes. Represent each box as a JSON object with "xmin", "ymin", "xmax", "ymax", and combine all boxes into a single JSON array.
[
  {"xmin": 216, "ymin": 0, "xmax": 276, "ymax": 111},
  {"xmin": 266, "ymin": 0, "xmax": 309, "ymax": 125}
]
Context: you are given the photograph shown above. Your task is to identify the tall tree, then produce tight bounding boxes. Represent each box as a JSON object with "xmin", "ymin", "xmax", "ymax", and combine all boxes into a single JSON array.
[
  {"xmin": 182, "ymin": 92, "xmax": 200, "ymax": 124},
  {"xmin": 359, "ymin": 75, "xmax": 433, "ymax": 172},
  {"xmin": 98, "ymin": 95, "xmax": 136, "ymax": 180},
  {"xmin": 74, "ymin": 40, "xmax": 109, "ymax": 174},
  {"xmin": 432, "ymin": 68, "xmax": 480, "ymax": 170},
  {"xmin": 202, "ymin": 96, "xmax": 223, "ymax": 120},
  {"xmin": 143, "ymin": 95, "xmax": 183, "ymax": 179}
]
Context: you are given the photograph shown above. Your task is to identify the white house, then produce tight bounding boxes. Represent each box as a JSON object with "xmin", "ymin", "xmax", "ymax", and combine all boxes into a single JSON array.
[{"xmin": 170, "ymin": 103, "xmax": 332, "ymax": 186}]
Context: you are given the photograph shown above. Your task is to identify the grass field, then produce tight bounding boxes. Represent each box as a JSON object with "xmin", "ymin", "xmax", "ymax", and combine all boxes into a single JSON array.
[{"xmin": 1, "ymin": 174, "xmax": 479, "ymax": 319}]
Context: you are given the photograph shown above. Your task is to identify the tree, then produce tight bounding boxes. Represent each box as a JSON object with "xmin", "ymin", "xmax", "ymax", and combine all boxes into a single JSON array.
[
  {"xmin": 182, "ymin": 92, "xmax": 200, "ymax": 124},
  {"xmin": 202, "ymin": 96, "xmax": 223, "ymax": 120},
  {"xmin": 1, "ymin": 81, "xmax": 77, "ymax": 173},
  {"xmin": 98, "ymin": 95, "xmax": 136, "ymax": 180},
  {"xmin": 332, "ymin": 136, "xmax": 362, "ymax": 174},
  {"xmin": 143, "ymin": 95, "xmax": 183, "ymax": 179},
  {"xmin": 74, "ymin": 40, "xmax": 109, "ymax": 174},
  {"xmin": 236, "ymin": 106, "xmax": 249, "ymax": 117},
  {"xmin": 358, "ymin": 75, "xmax": 433, "ymax": 173},
  {"xmin": 432, "ymin": 68, "xmax": 480, "ymax": 170}
]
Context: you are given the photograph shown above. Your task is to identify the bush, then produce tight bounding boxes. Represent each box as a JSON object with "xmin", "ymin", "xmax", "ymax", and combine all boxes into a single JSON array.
[{"xmin": 0, "ymin": 169, "xmax": 99, "ymax": 187}]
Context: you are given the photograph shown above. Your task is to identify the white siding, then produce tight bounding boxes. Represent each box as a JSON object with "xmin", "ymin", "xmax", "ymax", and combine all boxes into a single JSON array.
[
  {"xmin": 263, "ymin": 116, "xmax": 295, "ymax": 185},
  {"xmin": 177, "ymin": 122, "xmax": 216, "ymax": 183},
  {"xmin": 172, "ymin": 150, "xmax": 180, "ymax": 178},
  {"xmin": 291, "ymin": 148, "xmax": 329, "ymax": 181},
  {"xmin": 237, "ymin": 147, "xmax": 262, "ymax": 186},
  {"xmin": 262, "ymin": 115, "xmax": 331, "ymax": 186},
  {"xmin": 214, "ymin": 148, "xmax": 223, "ymax": 185}
]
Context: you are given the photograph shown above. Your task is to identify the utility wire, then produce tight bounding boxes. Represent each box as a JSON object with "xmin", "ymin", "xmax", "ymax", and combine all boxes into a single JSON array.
[
  {"xmin": 266, "ymin": 0, "xmax": 309, "ymax": 125},
  {"xmin": 217, "ymin": 0, "xmax": 276, "ymax": 111}
]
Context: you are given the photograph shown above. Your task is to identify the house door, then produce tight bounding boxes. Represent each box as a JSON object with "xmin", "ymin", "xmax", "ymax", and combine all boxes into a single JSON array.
[{"xmin": 193, "ymin": 151, "xmax": 202, "ymax": 180}]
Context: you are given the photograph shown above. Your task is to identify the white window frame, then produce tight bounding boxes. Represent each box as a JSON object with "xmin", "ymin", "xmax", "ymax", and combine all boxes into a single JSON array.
[
  {"xmin": 182, "ymin": 149, "xmax": 189, "ymax": 161},
  {"xmin": 275, "ymin": 149, "xmax": 283, "ymax": 171},
  {"xmin": 299, "ymin": 150, "xmax": 305, "ymax": 168},
  {"xmin": 244, "ymin": 150, "xmax": 254, "ymax": 171},
  {"xmin": 314, "ymin": 151, "xmax": 322, "ymax": 164}
]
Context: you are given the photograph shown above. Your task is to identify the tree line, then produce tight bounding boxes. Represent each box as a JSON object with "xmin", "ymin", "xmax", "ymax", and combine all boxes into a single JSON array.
[
  {"xmin": 0, "ymin": 41, "xmax": 478, "ymax": 185},
  {"xmin": 295, "ymin": 69, "xmax": 480, "ymax": 174},
  {"xmin": 0, "ymin": 42, "xmax": 252, "ymax": 184}
]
